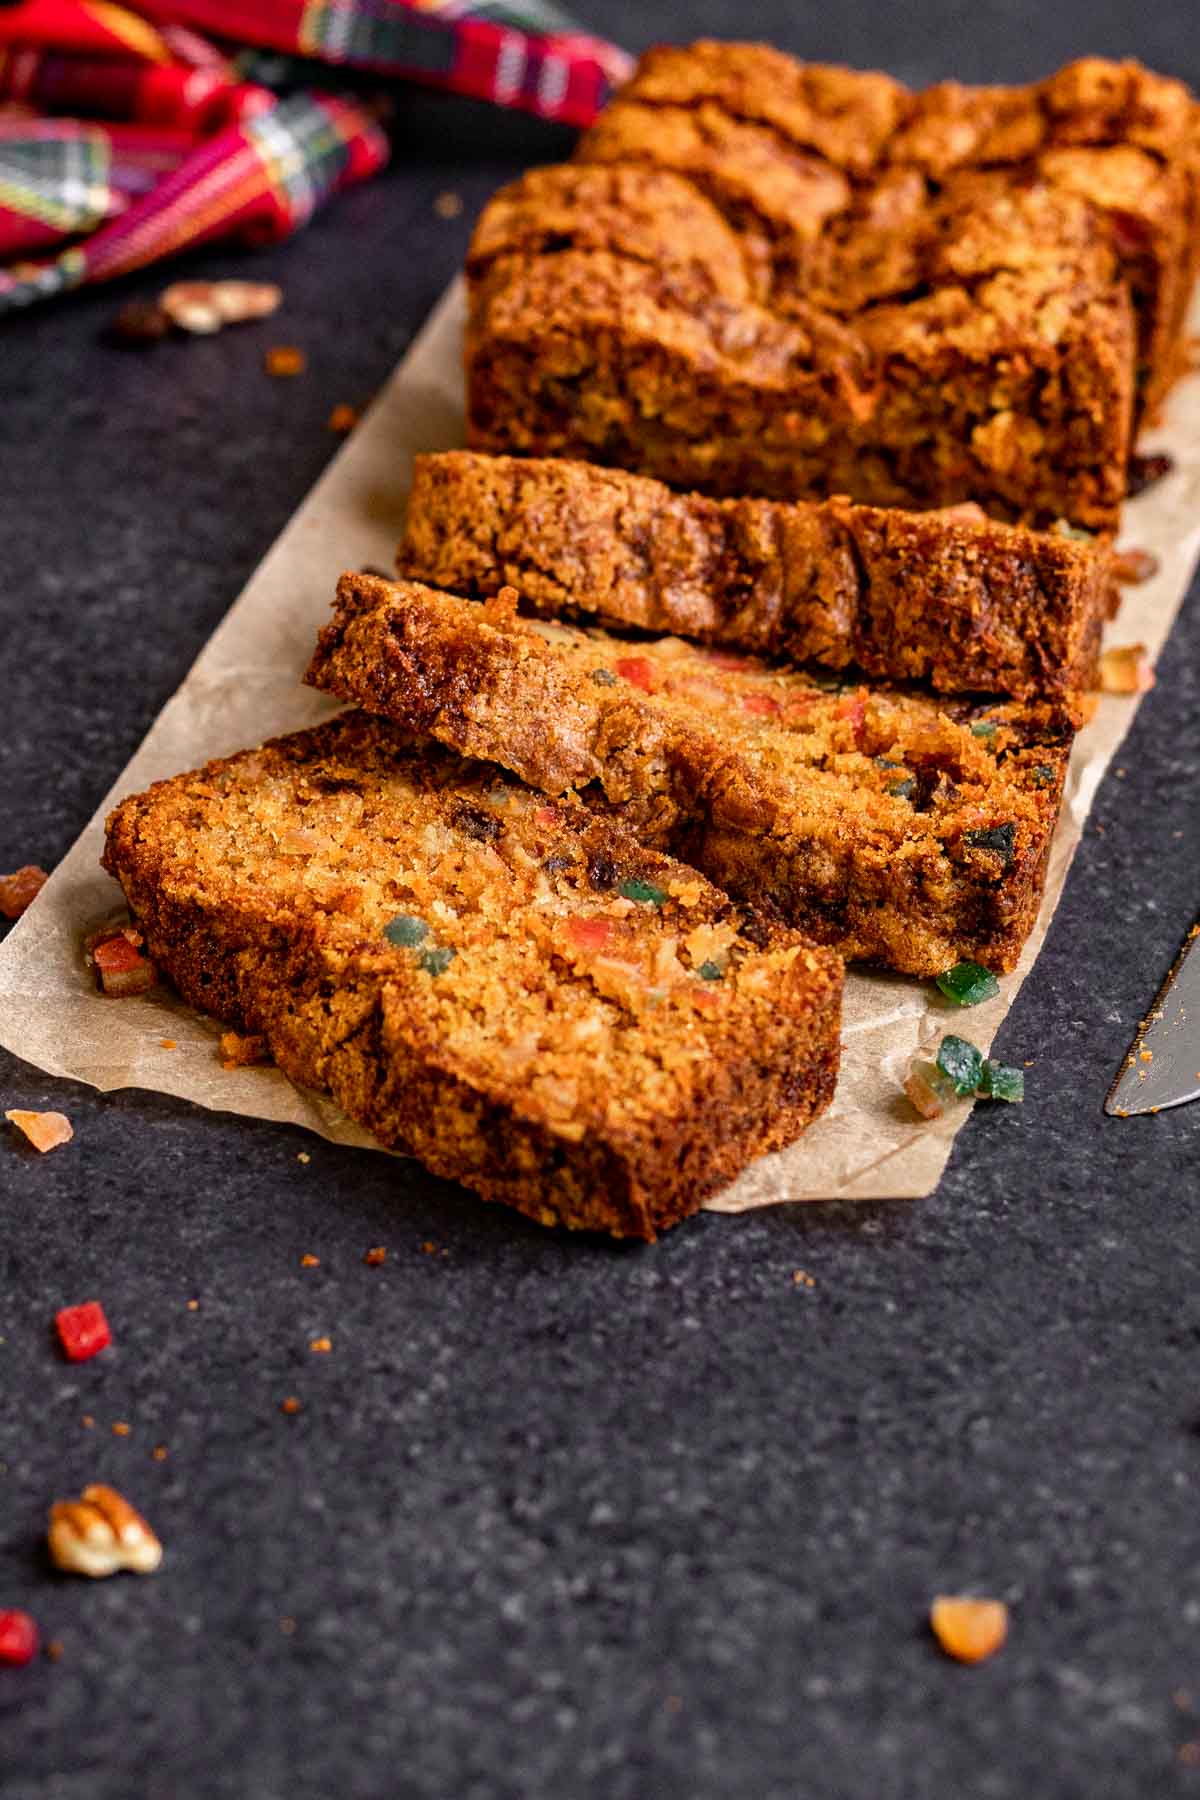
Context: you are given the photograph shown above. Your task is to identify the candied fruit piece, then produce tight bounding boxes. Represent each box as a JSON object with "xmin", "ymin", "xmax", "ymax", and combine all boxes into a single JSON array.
[
  {"xmin": 1113, "ymin": 546, "xmax": 1159, "ymax": 585},
  {"xmin": 566, "ymin": 916, "xmax": 613, "ymax": 953},
  {"xmin": 265, "ymin": 345, "xmax": 306, "ymax": 377},
  {"xmin": 1099, "ymin": 644, "xmax": 1155, "ymax": 694},
  {"xmin": 56, "ymin": 1301, "xmax": 111, "ymax": 1363},
  {"xmin": 741, "ymin": 693, "xmax": 782, "ymax": 717},
  {"xmin": 930, "ymin": 1595, "xmax": 1008, "ymax": 1664},
  {"xmin": 903, "ymin": 1060, "xmax": 959, "ymax": 1120},
  {"xmin": 0, "ymin": 1611, "xmax": 38, "ymax": 1666},
  {"xmin": 0, "ymin": 865, "xmax": 48, "ymax": 920},
  {"xmin": 619, "ymin": 879, "xmax": 667, "ymax": 906},
  {"xmin": 936, "ymin": 962, "xmax": 1000, "ymax": 1007},
  {"xmin": 6, "ymin": 1110, "xmax": 73, "ymax": 1153},
  {"xmin": 936, "ymin": 1035, "xmax": 984, "ymax": 1096},
  {"xmin": 978, "ymin": 1060, "xmax": 1025, "ymax": 1103},
  {"xmin": 963, "ymin": 824, "xmax": 1015, "ymax": 864},
  {"xmin": 383, "ymin": 914, "xmax": 428, "ymax": 948},
  {"xmin": 614, "ymin": 656, "xmax": 655, "ymax": 693},
  {"xmin": 91, "ymin": 933, "xmax": 155, "ymax": 997},
  {"xmin": 417, "ymin": 946, "xmax": 455, "ymax": 977}
]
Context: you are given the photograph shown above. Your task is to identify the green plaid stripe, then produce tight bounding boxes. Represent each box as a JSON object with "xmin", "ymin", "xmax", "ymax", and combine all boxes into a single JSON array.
[
  {"xmin": 0, "ymin": 135, "xmax": 112, "ymax": 233},
  {"xmin": 246, "ymin": 94, "xmax": 358, "ymax": 225}
]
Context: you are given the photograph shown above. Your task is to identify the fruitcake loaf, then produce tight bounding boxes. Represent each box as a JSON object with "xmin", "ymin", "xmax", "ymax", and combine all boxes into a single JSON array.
[
  {"xmin": 102, "ymin": 714, "xmax": 843, "ymax": 1241},
  {"xmin": 399, "ymin": 452, "xmax": 1113, "ymax": 711},
  {"xmin": 466, "ymin": 45, "xmax": 1200, "ymax": 527},
  {"xmin": 307, "ymin": 577, "xmax": 1074, "ymax": 976}
]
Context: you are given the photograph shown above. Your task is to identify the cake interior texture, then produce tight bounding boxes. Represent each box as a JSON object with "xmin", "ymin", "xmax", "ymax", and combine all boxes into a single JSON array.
[
  {"xmin": 308, "ymin": 576, "xmax": 1075, "ymax": 977},
  {"xmin": 103, "ymin": 713, "xmax": 843, "ymax": 1239}
]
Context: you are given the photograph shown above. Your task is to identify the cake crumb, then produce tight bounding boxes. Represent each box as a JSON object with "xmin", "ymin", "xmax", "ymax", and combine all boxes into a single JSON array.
[
  {"xmin": 111, "ymin": 1421, "xmax": 131, "ymax": 1437},
  {"xmin": 328, "ymin": 403, "xmax": 359, "ymax": 434},
  {"xmin": 281, "ymin": 1396, "xmax": 301, "ymax": 1415},
  {"xmin": 364, "ymin": 1246, "xmax": 387, "ymax": 1267},
  {"xmin": 434, "ymin": 190, "xmax": 463, "ymax": 219},
  {"xmin": 152, "ymin": 1445, "xmax": 168, "ymax": 1462},
  {"xmin": 300, "ymin": 1254, "xmax": 320, "ymax": 1268},
  {"xmin": 309, "ymin": 1336, "xmax": 332, "ymax": 1354},
  {"xmin": 297, "ymin": 1152, "xmax": 311, "ymax": 1165}
]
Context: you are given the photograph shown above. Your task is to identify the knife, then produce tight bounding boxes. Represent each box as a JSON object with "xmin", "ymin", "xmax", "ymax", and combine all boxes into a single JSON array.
[{"xmin": 1106, "ymin": 923, "xmax": 1200, "ymax": 1116}]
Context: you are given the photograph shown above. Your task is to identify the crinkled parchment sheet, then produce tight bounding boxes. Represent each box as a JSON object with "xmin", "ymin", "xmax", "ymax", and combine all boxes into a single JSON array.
[{"xmin": 2, "ymin": 279, "xmax": 1198, "ymax": 1209}]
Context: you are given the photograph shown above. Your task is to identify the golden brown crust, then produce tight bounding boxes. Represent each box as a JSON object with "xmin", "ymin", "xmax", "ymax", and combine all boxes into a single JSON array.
[
  {"xmin": 307, "ymin": 578, "xmax": 1074, "ymax": 977},
  {"xmin": 398, "ymin": 452, "xmax": 1111, "ymax": 710},
  {"xmin": 466, "ymin": 43, "xmax": 1199, "ymax": 524},
  {"xmin": 102, "ymin": 714, "xmax": 842, "ymax": 1240}
]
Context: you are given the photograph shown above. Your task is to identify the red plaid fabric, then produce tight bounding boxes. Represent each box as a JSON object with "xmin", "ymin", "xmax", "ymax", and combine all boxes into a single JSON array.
[{"xmin": 0, "ymin": 0, "xmax": 631, "ymax": 312}]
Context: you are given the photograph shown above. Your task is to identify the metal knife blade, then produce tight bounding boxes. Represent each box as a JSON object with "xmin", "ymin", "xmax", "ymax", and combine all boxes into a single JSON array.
[{"xmin": 1106, "ymin": 923, "xmax": 1200, "ymax": 1116}]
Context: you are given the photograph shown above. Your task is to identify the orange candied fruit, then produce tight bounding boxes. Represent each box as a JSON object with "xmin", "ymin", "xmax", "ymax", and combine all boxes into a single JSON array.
[
  {"xmin": 265, "ymin": 345, "xmax": 306, "ymax": 377},
  {"xmin": 6, "ymin": 1109, "xmax": 73, "ymax": 1153},
  {"xmin": 1098, "ymin": 644, "xmax": 1155, "ymax": 695},
  {"xmin": 0, "ymin": 864, "xmax": 48, "ymax": 919},
  {"xmin": 930, "ymin": 1595, "xmax": 1009, "ymax": 1664}
]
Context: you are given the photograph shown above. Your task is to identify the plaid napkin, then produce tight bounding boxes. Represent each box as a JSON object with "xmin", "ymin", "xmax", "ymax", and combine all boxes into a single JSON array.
[{"xmin": 0, "ymin": 0, "xmax": 631, "ymax": 313}]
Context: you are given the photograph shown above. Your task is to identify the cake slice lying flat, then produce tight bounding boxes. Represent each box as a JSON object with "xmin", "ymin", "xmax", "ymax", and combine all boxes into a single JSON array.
[
  {"xmin": 103, "ymin": 714, "xmax": 842, "ymax": 1241},
  {"xmin": 308, "ymin": 577, "xmax": 1075, "ymax": 976},
  {"xmin": 398, "ymin": 452, "xmax": 1112, "ymax": 715}
]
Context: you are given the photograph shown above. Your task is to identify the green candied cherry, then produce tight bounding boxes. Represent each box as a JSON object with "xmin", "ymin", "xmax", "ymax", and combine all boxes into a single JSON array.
[
  {"xmin": 618, "ymin": 878, "xmax": 668, "ymax": 906},
  {"xmin": 383, "ymin": 914, "xmax": 428, "ymax": 948},
  {"xmin": 978, "ymin": 1059, "xmax": 1025, "ymax": 1103},
  {"xmin": 935, "ymin": 961, "xmax": 1000, "ymax": 1007},
  {"xmin": 417, "ymin": 945, "xmax": 456, "ymax": 977},
  {"xmin": 936, "ymin": 1034, "xmax": 984, "ymax": 1096}
]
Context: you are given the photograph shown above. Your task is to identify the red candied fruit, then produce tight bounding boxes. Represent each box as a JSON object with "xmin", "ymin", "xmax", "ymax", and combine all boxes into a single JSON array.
[
  {"xmin": 0, "ymin": 1611, "xmax": 38, "ymax": 1666},
  {"xmin": 55, "ymin": 1301, "xmax": 112, "ymax": 1363},
  {"xmin": 706, "ymin": 649, "xmax": 751, "ymax": 671},
  {"xmin": 92, "ymin": 933, "xmax": 155, "ymax": 997},
  {"xmin": 835, "ymin": 691, "xmax": 866, "ymax": 745},
  {"xmin": 741, "ymin": 692, "xmax": 781, "ymax": 717},
  {"xmin": 566, "ymin": 917, "xmax": 613, "ymax": 953},
  {"xmin": 614, "ymin": 657, "xmax": 655, "ymax": 693},
  {"xmin": 534, "ymin": 806, "xmax": 559, "ymax": 828}
]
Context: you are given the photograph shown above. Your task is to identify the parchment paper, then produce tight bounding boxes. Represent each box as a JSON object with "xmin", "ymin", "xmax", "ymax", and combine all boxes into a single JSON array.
[{"xmin": 1, "ymin": 277, "xmax": 1197, "ymax": 1207}]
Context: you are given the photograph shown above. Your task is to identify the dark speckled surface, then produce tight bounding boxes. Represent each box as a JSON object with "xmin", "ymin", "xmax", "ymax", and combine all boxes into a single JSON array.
[{"xmin": 1, "ymin": 6, "xmax": 1199, "ymax": 1797}]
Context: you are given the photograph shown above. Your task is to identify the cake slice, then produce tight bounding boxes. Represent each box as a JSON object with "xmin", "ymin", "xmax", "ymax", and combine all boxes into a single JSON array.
[
  {"xmin": 102, "ymin": 714, "xmax": 842, "ymax": 1241},
  {"xmin": 307, "ymin": 578, "xmax": 1075, "ymax": 977},
  {"xmin": 398, "ymin": 452, "xmax": 1112, "ymax": 713}
]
